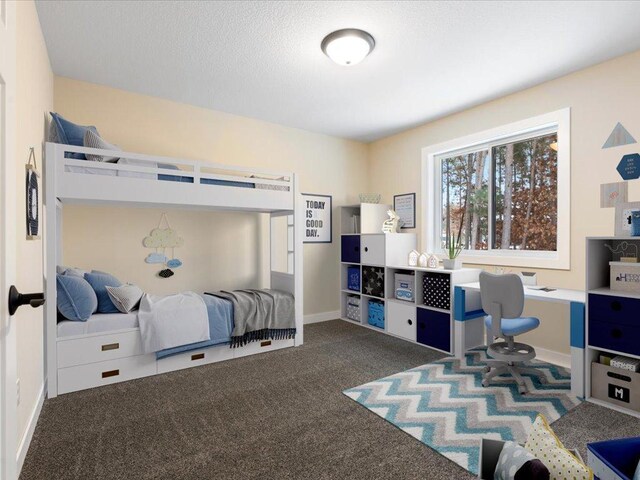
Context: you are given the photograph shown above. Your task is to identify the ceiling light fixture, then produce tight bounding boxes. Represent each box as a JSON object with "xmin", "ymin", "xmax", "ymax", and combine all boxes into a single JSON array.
[{"xmin": 321, "ymin": 29, "xmax": 375, "ymax": 66}]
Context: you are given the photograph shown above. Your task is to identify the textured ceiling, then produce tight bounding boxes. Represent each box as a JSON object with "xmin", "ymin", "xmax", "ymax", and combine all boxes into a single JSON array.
[{"xmin": 36, "ymin": 1, "xmax": 640, "ymax": 142}]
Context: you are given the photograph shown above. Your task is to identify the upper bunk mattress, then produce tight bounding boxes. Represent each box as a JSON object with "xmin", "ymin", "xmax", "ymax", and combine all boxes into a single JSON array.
[{"xmin": 57, "ymin": 312, "xmax": 139, "ymax": 337}]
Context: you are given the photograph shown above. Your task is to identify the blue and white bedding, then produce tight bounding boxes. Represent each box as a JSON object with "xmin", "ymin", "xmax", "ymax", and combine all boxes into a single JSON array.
[
  {"xmin": 156, "ymin": 294, "xmax": 234, "ymax": 359},
  {"xmin": 138, "ymin": 291, "xmax": 211, "ymax": 354}
]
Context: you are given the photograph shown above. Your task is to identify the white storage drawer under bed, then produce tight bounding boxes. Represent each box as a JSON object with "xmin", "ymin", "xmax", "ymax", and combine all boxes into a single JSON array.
[
  {"xmin": 57, "ymin": 329, "xmax": 144, "ymax": 368},
  {"xmin": 157, "ymin": 344, "xmax": 234, "ymax": 374},
  {"xmin": 58, "ymin": 354, "xmax": 157, "ymax": 395},
  {"xmin": 233, "ymin": 338, "xmax": 295, "ymax": 358}
]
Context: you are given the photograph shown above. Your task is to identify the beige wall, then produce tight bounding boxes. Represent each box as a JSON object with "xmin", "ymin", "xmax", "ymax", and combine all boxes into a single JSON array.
[
  {"xmin": 368, "ymin": 50, "xmax": 640, "ymax": 356},
  {"xmin": 15, "ymin": 0, "xmax": 54, "ymax": 447},
  {"xmin": 55, "ymin": 77, "xmax": 370, "ymax": 315}
]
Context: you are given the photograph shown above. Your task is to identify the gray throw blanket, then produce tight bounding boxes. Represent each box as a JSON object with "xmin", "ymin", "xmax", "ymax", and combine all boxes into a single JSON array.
[{"xmin": 207, "ymin": 289, "xmax": 295, "ymax": 347}]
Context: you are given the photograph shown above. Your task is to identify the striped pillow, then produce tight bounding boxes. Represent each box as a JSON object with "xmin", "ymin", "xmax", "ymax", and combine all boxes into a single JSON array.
[
  {"xmin": 83, "ymin": 129, "xmax": 121, "ymax": 163},
  {"xmin": 105, "ymin": 284, "xmax": 143, "ymax": 313}
]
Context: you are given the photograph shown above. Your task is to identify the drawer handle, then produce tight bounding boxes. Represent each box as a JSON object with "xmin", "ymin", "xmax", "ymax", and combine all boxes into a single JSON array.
[
  {"xmin": 260, "ymin": 340, "xmax": 272, "ymax": 347},
  {"xmin": 607, "ymin": 371, "xmax": 631, "ymax": 382},
  {"xmin": 407, "ymin": 319, "xmax": 413, "ymax": 325},
  {"xmin": 191, "ymin": 353, "xmax": 205, "ymax": 361},
  {"xmin": 101, "ymin": 343, "xmax": 120, "ymax": 352},
  {"xmin": 611, "ymin": 301, "xmax": 622, "ymax": 311},
  {"xmin": 611, "ymin": 328, "xmax": 622, "ymax": 339},
  {"xmin": 364, "ymin": 247, "xmax": 369, "ymax": 252},
  {"xmin": 102, "ymin": 369, "xmax": 120, "ymax": 379}
]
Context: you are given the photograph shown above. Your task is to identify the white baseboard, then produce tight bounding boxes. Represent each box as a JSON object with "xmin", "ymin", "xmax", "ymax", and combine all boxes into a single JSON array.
[
  {"xmin": 17, "ymin": 380, "xmax": 46, "ymax": 474},
  {"xmin": 535, "ymin": 346, "xmax": 571, "ymax": 369},
  {"xmin": 304, "ymin": 310, "xmax": 340, "ymax": 324}
]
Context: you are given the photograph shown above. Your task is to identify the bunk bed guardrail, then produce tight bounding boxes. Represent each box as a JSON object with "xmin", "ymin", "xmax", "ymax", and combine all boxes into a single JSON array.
[{"xmin": 46, "ymin": 142, "xmax": 295, "ymax": 211}]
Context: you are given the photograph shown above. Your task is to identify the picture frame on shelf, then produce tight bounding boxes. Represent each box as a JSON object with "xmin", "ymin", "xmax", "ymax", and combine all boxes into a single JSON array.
[
  {"xmin": 615, "ymin": 201, "xmax": 640, "ymax": 237},
  {"xmin": 393, "ymin": 193, "xmax": 416, "ymax": 229}
]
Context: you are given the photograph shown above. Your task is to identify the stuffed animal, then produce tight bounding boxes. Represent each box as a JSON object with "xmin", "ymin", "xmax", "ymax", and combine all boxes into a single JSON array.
[{"xmin": 382, "ymin": 210, "xmax": 400, "ymax": 233}]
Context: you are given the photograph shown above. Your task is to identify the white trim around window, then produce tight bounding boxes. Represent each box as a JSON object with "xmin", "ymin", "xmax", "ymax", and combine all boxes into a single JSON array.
[{"xmin": 421, "ymin": 108, "xmax": 571, "ymax": 270}]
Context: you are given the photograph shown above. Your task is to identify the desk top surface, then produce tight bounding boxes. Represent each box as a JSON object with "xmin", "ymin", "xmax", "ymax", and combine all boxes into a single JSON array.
[{"xmin": 458, "ymin": 282, "xmax": 586, "ymax": 304}]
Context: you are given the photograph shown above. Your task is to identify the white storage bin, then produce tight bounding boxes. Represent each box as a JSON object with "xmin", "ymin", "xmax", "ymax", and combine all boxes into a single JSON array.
[
  {"xmin": 395, "ymin": 273, "xmax": 414, "ymax": 302},
  {"xmin": 610, "ymin": 262, "xmax": 640, "ymax": 293}
]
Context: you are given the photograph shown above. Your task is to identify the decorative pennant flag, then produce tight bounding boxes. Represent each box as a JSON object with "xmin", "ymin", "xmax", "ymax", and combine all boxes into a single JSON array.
[{"xmin": 603, "ymin": 122, "xmax": 637, "ymax": 149}]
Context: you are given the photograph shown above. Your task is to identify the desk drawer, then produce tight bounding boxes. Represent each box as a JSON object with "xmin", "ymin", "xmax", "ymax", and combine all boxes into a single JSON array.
[
  {"xmin": 157, "ymin": 344, "xmax": 234, "ymax": 374},
  {"xmin": 589, "ymin": 319, "xmax": 640, "ymax": 356},
  {"xmin": 58, "ymin": 330, "xmax": 144, "ymax": 368},
  {"xmin": 589, "ymin": 294, "xmax": 640, "ymax": 327},
  {"xmin": 58, "ymin": 354, "xmax": 156, "ymax": 394}
]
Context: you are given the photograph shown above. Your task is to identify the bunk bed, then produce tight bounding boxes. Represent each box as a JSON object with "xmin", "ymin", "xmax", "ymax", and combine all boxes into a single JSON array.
[{"xmin": 44, "ymin": 143, "xmax": 304, "ymax": 397}]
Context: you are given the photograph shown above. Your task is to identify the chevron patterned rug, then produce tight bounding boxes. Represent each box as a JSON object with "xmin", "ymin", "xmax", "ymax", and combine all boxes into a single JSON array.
[{"xmin": 343, "ymin": 348, "xmax": 581, "ymax": 475}]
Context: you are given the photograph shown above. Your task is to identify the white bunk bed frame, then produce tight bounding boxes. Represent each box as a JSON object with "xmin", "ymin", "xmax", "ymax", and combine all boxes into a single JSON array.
[{"xmin": 44, "ymin": 142, "xmax": 303, "ymax": 397}]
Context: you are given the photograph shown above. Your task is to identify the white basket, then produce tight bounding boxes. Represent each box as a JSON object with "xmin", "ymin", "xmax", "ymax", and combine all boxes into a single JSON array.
[{"xmin": 610, "ymin": 262, "xmax": 640, "ymax": 293}]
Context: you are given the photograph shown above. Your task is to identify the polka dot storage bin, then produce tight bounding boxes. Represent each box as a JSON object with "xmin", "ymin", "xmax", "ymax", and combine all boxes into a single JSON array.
[{"xmin": 422, "ymin": 272, "xmax": 451, "ymax": 310}]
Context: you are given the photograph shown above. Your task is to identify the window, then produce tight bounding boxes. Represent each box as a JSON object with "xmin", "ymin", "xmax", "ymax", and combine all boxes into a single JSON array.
[{"xmin": 423, "ymin": 109, "xmax": 570, "ymax": 270}]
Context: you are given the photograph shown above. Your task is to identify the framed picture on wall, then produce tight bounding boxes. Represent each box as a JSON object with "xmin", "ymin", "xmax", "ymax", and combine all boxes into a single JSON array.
[
  {"xmin": 302, "ymin": 193, "xmax": 332, "ymax": 243},
  {"xmin": 615, "ymin": 201, "xmax": 640, "ymax": 236},
  {"xmin": 394, "ymin": 193, "xmax": 416, "ymax": 229}
]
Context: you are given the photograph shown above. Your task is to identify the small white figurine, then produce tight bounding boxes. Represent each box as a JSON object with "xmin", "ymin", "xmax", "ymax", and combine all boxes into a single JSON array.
[
  {"xmin": 408, "ymin": 249, "xmax": 420, "ymax": 267},
  {"xmin": 418, "ymin": 253, "xmax": 428, "ymax": 268},
  {"xmin": 382, "ymin": 209, "xmax": 401, "ymax": 233},
  {"xmin": 427, "ymin": 254, "xmax": 439, "ymax": 269}
]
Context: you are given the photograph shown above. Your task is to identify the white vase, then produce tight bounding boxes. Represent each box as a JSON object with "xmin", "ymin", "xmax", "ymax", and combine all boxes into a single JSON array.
[{"xmin": 443, "ymin": 258, "xmax": 461, "ymax": 270}]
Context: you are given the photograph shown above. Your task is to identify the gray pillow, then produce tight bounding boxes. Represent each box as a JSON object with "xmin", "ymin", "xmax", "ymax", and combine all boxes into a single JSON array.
[
  {"xmin": 63, "ymin": 267, "xmax": 89, "ymax": 278},
  {"xmin": 494, "ymin": 441, "xmax": 549, "ymax": 480},
  {"xmin": 83, "ymin": 129, "xmax": 121, "ymax": 163},
  {"xmin": 106, "ymin": 284, "xmax": 143, "ymax": 313}
]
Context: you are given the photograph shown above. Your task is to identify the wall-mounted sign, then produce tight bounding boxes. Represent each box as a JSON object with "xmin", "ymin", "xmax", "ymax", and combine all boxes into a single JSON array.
[
  {"xmin": 617, "ymin": 153, "xmax": 640, "ymax": 180},
  {"xmin": 26, "ymin": 148, "xmax": 40, "ymax": 240},
  {"xmin": 603, "ymin": 122, "xmax": 637, "ymax": 149},
  {"xmin": 393, "ymin": 193, "xmax": 416, "ymax": 229},
  {"xmin": 303, "ymin": 194, "xmax": 332, "ymax": 243}
]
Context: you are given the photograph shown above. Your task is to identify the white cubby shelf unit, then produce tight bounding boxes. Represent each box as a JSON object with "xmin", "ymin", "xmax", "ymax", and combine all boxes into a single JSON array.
[
  {"xmin": 585, "ymin": 237, "xmax": 640, "ymax": 418},
  {"xmin": 339, "ymin": 205, "xmax": 481, "ymax": 354}
]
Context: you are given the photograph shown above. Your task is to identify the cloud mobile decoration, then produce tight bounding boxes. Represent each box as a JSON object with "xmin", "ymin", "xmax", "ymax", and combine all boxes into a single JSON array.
[{"xmin": 143, "ymin": 213, "xmax": 183, "ymax": 278}]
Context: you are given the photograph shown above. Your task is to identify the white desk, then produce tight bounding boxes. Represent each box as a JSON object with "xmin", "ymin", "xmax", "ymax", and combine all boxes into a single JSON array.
[{"xmin": 454, "ymin": 282, "xmax": 586, "ymax": 397}]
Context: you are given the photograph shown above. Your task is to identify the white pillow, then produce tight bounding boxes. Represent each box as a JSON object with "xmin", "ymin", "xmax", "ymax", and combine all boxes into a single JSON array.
[
  {"xmin": 106, "ymin": 284, "xmax": 143, "ymax": 313},
  {"xmin": 83, "ymin": 129, "xmax": 121, "ymax": 163}
]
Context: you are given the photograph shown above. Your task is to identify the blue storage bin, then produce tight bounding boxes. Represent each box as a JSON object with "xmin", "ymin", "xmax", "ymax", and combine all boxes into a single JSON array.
[
  {"xmin": 587, "ymin": 437, "xmax": 640, "ymax": 480},
  {"xmin": 632, "ymin": 211, "xmax": 640, "ymax": 237},
  {"xmin": 347, "ymin": 266, "xmax": 360, "ymax": 291},
  {"xmin": 368, "ymin": 300, "xmax": 384, "ymax": 329}
]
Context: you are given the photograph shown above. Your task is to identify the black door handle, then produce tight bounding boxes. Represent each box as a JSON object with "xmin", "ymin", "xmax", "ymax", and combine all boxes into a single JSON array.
[{"xmin": 8, "ymin": 286, "xmax": 45, "ymax": 316}]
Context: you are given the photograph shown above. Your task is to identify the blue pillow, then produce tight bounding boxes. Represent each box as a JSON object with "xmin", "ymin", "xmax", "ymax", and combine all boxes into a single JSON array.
[
  {"xmin": 84, "ymin": 272, "xmax": 122, "ymax": 313},
  {"xmin": 50, "ymin": 112, "xmax": 98, "ymax": 160},
  {"xmin": 56, "ymin": 274, "xmax": 98, "ymax": 321}
]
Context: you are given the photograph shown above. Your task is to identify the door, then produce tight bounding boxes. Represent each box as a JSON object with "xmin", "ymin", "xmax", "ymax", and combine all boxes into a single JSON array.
[{"xmin": 0, "ymin": 0, "xmax": 18, "ymax": 478}]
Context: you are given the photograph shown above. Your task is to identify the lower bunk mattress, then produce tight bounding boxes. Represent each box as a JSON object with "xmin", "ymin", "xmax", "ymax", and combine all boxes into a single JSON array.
[{"xmin": 57, "ymin": 294, "xmax": 234, "ymax": 359}]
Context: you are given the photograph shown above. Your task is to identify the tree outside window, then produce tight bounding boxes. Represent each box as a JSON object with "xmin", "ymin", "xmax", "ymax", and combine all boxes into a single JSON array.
[{"xmin": 439, "ymin": 132, "xmax": 558, "ymax": 253}]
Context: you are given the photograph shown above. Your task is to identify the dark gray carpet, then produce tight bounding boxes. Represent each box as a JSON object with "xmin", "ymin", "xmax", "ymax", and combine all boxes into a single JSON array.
[{"xmin": 20, "ymin": 320, "xmax": 640, "ymax": 479}]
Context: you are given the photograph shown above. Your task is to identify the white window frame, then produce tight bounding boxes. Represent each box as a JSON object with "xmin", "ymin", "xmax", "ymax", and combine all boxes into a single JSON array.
[{"xmin": 422, "ymin": 108, "xmax": 570, "ymax": 270}]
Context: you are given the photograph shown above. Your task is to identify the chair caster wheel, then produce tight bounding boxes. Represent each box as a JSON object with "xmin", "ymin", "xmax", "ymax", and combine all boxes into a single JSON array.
[
  {"xmin": 538, "ymin": 376, "xmax": 547, "ymax": 385},
  {"xmin": 482, "ymin": 379, "xmax": 489, "ymax": 388},
  {"xmin": 519, "ymin": 387, "xmax": 527, "ymax": 395},
  {"xmin": 483, "ymin": 366, "xmax": 490, "ymax": 374}
]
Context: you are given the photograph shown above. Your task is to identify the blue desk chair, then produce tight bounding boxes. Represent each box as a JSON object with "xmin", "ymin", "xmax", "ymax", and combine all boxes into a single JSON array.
[{"xmin": 479, "ymin": 271, "xmax": 544, "ymax": 394}]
